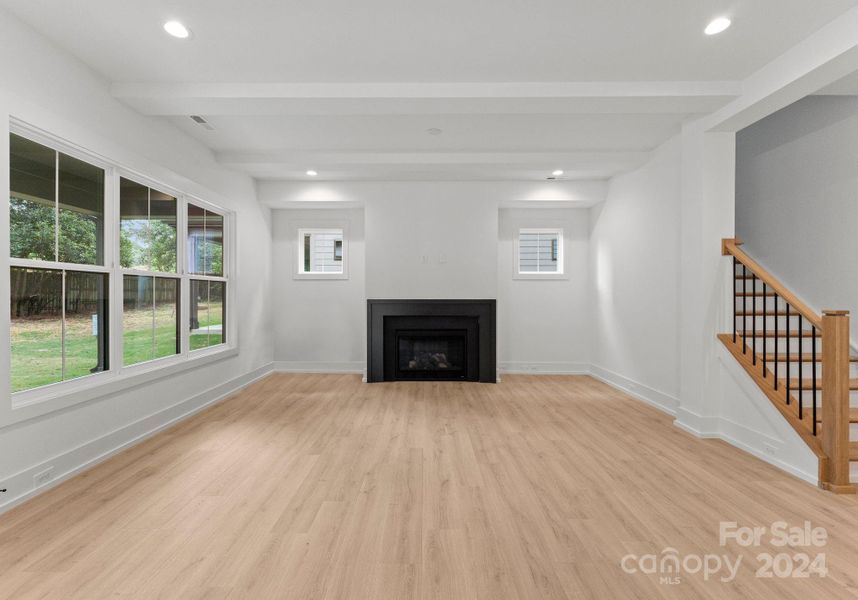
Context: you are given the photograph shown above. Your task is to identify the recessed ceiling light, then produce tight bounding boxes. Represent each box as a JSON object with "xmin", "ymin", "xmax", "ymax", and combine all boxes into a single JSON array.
[
  {"xmin": 552, "ymin": 169, "xmax": 564, "ymax": 176},
  {"xmin": 306, "ymin": 170, "xmax": 318, "ymax": 176},
  {"xmin": 426, "ymin": 128, "xmax": 443, "ymax": 136},
  {"xmin": 704, "ymin": 17, "xmax": 731, "ymax": 35},
  {"xmin": 163, "ymin": 21, "xmax": 190, "ymax": 39}
]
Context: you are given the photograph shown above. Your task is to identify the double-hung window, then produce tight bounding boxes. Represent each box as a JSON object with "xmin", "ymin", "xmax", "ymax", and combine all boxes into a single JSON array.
[
  {"xmin": 187, "ymin": 203, "xmax": 226, "ymax": 350},
  {"xmin": 119, "ymin": 177, "xmax": 181, "ymax": 366},
  {"xmin": 8, "ymin": 126, "xmax": 232, "ymax": 400},
  {"xmin": 9, "ymin": 133, "xmax": 110, "ymax": 393}
]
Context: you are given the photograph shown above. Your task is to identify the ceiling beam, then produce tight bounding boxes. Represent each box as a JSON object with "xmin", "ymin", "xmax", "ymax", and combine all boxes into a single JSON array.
[
  {"xmin": 111, "ymin": 81, "xmax": 740, "ymax": 116},
  {"xmin": 216, "ymin": 150, "xmax": 650, "ymax": 168},
  {"xmin": 215, "ymin": 150, "xmax": 651, "ymax": 181},
  {"xmin": 703, "ymin": 6, "xmax": 858, "ymax": 132}
]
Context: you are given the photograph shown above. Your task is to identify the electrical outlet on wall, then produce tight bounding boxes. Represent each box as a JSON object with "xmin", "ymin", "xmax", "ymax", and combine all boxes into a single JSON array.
[{"xmin": 33, "ymin": 467, "xmax": 55, "ymax": 488}]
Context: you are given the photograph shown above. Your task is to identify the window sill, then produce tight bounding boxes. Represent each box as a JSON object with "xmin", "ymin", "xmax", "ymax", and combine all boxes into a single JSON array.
[
  {"xmin": 6, "ymin": 345, "xmax": 238, "ymax": 428},
  {"xmin": 513, "ymin": 272, "xmax": 569, "ymax": 280},
  {"xmin": 293, "ymin": 272, "xmax": 349, "ymax": 280}
]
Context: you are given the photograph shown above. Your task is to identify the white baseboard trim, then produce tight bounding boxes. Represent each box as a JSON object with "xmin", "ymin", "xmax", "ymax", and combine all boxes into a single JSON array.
[
  {"xmin": 592, "ymin": 365, "xmax": 819, "ymax": 487},
  {"xmin": 674, "ymin": 408, "xmax": 818, "ymax": 486},
  {"xmin": 499, "ymin": 361, "xmax": 589, "ymax": 375},
  {"xmin": 672, "ymin": 407, "xmax": 721, "ymax": 436},
  {"xmin": 273, "ymin": 361, "xmax": 365, "ymax": 374},
  {"xmin": 588, "ymin": 364, "xmax": 679, "ymax": 416},
  {"xmin": 0, "ymin": 362, "xmax": 274, "ymax": 516}
]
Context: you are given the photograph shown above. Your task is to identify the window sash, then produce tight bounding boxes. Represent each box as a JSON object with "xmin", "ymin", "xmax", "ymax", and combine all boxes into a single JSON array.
[
  {"xmin": 122, "ymin": 275, "xmax": 182, "ymax": 367},
  {"xmin": 188, "ymin": 278, "xmax": 227, "ymax": 351},
  {"xmin": 118, "ymin": 177, "xmax": 179, "ymax": 274},
  {"xmin": 10, "ymin": 266, "xmax": 110, "ymax": 392}
]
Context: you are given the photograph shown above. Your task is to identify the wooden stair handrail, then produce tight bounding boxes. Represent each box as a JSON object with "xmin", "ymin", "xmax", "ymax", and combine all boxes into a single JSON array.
[
  {"xmin": 722, "ymin": 238, "xmax": 822, "ymax": 329},
  {"xmin": 721, "ymin": 237, "xmax": 854, "ymax": 494}
]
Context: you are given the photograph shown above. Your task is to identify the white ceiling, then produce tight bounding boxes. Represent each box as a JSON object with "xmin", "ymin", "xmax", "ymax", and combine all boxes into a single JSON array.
[
  {"xmin": 4, "ymin": 0, "xmax": 858, "ymax": 181},
  {"xmin": 4, "ymin": 0, "xmax": 855, "ymax": 83}
]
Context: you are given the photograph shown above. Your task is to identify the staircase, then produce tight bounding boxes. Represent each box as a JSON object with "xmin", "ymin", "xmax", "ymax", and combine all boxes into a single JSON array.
[{"xmin": 721, "ymin": 238, "xmax": 856, "ymax": 494}]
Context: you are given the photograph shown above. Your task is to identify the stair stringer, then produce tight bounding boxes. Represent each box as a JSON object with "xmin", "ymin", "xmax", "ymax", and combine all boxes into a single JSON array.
[{"xmin": 707, "ymin": 341, "xmax": 821, "ymax": 485}]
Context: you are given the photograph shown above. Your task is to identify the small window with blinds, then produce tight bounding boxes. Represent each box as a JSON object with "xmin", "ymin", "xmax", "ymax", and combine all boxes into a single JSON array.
[
  {"xmin": 296, "ymin": 228, "xmax": 347, "ymax": 279},
  {"xmin": 516, "ymin": 228, "xmax": 564, "ymax": 278}
]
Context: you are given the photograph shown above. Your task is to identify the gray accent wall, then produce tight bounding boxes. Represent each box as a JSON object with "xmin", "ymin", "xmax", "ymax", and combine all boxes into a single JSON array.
[{"xmin": 736, "ymin": 95, "xmax": 858, "ymax": 342}]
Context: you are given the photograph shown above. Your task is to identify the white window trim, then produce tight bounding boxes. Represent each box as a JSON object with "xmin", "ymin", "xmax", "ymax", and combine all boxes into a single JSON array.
[
  {"xmin": 7, "ymin": 120, "xmax": 237, "ymax": 423},
  {"xmin": 513, "ymin": 227, "xmax": 567, "ymax": 280},
  {"xmin": 294, "ymin": 226, "xmax": 349, "ymax": 280}
]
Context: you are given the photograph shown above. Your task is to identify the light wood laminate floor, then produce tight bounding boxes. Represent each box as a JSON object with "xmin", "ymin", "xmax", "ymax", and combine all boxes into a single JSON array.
[{"xmin": 2, "ymin": 374, "xmax": 858, "ymax": 599}]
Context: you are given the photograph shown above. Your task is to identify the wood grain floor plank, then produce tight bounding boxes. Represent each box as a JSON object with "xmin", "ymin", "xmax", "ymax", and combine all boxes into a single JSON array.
[{"xmin": 2, "ymin": 373, "xmax": 858, "ymax": 599}]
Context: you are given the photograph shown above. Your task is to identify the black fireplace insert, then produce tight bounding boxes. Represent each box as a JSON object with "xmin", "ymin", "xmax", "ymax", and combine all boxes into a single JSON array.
[{"xmin": 367, "ymin": 300, "xmax": 496, "ymax": 383}]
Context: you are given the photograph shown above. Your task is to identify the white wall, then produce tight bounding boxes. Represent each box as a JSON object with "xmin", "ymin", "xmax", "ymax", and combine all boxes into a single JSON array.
[
  {"xmin": 588, "ymin": 136, "xmax": 682, "ymax": 412},
  {"xmin": 366, "ymin": 192, "xmax": 498, "ymax": 300},
  {"xmin": 498, "ymin": 208, "xmax": 590, "ymax": 373},
  {"xmin": 260, "ymin": 180, "xmax": 607, "ymax": 374},
  {"xmin": 258, "ymin": 180, "xmax": 605, "ymax": 302},
  {"xmin": 674, "ymin": 113, "xmax": 821, "ymax": 484},
  {"xmin": 736, "ymin": 95, "xmax": 858, "ymax": 342},
  {"xmin": 272, "ymin": 208, "xmax": 366, "ymax": 371},
  {"xmin": 581, "ymin": 127, "xmax": 818, "ymax": 483},
  {"xmin": 0, "ymin": 10, "xmax": 274, "ymax": 512}
]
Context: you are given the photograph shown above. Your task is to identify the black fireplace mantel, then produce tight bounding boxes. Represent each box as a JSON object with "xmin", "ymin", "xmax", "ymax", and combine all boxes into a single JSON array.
[{"xmin": 366, "ymin": 299, "xmax": 497, "ymax": 383}]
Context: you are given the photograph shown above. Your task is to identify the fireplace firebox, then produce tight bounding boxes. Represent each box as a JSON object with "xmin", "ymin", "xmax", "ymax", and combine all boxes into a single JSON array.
[
  {"xmin": 367, "ymin": 300, "xmax": 496, "ymax": 383},
  {"xmin": 396, "ymin": 329, "xmax": 467, "ymax": 379}
]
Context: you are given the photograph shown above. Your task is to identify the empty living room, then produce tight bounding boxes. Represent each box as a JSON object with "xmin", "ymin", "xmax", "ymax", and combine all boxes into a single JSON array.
[{"xmin": 5, "ymin": 1, "xmax": 858, "ymax": 598}]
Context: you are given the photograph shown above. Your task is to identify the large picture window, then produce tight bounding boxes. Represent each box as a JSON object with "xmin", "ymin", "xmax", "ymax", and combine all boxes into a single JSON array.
[{"xmin": 8, "ymin": 128, "xmax": 232, "ymax": 397}]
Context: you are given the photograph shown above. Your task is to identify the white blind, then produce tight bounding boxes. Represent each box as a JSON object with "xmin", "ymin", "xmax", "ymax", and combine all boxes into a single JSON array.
[{"xmin": 519, "ymin": 231, "xmax": 558, "ymax": 273}]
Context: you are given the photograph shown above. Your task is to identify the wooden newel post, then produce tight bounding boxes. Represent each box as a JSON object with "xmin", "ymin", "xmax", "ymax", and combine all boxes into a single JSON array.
[{"xmin": 821, "ymin": 310, "xmax": 855, "ymax": 493}]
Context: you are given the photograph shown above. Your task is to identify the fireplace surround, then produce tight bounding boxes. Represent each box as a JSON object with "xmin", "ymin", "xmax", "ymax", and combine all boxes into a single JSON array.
[{"xmin": 366, "ymin": 299, "xmax": 496, "ymax": 383}]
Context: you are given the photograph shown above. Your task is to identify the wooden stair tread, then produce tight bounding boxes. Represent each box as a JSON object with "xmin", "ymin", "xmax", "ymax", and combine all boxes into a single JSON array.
[
  {"xmin": 780, "ymin": 378, "xmax": 858, "ymax": 391},
  {"xmin": 736, "ymin": 330, "xmax": 821, "ymax": 338},
  {"xmin": 816, "ymin": 408, "xmax": 858, "ymax": 423},
  {"xmin": 762, "ymin": 353, "xmax": 858, "ymax": 362}
]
